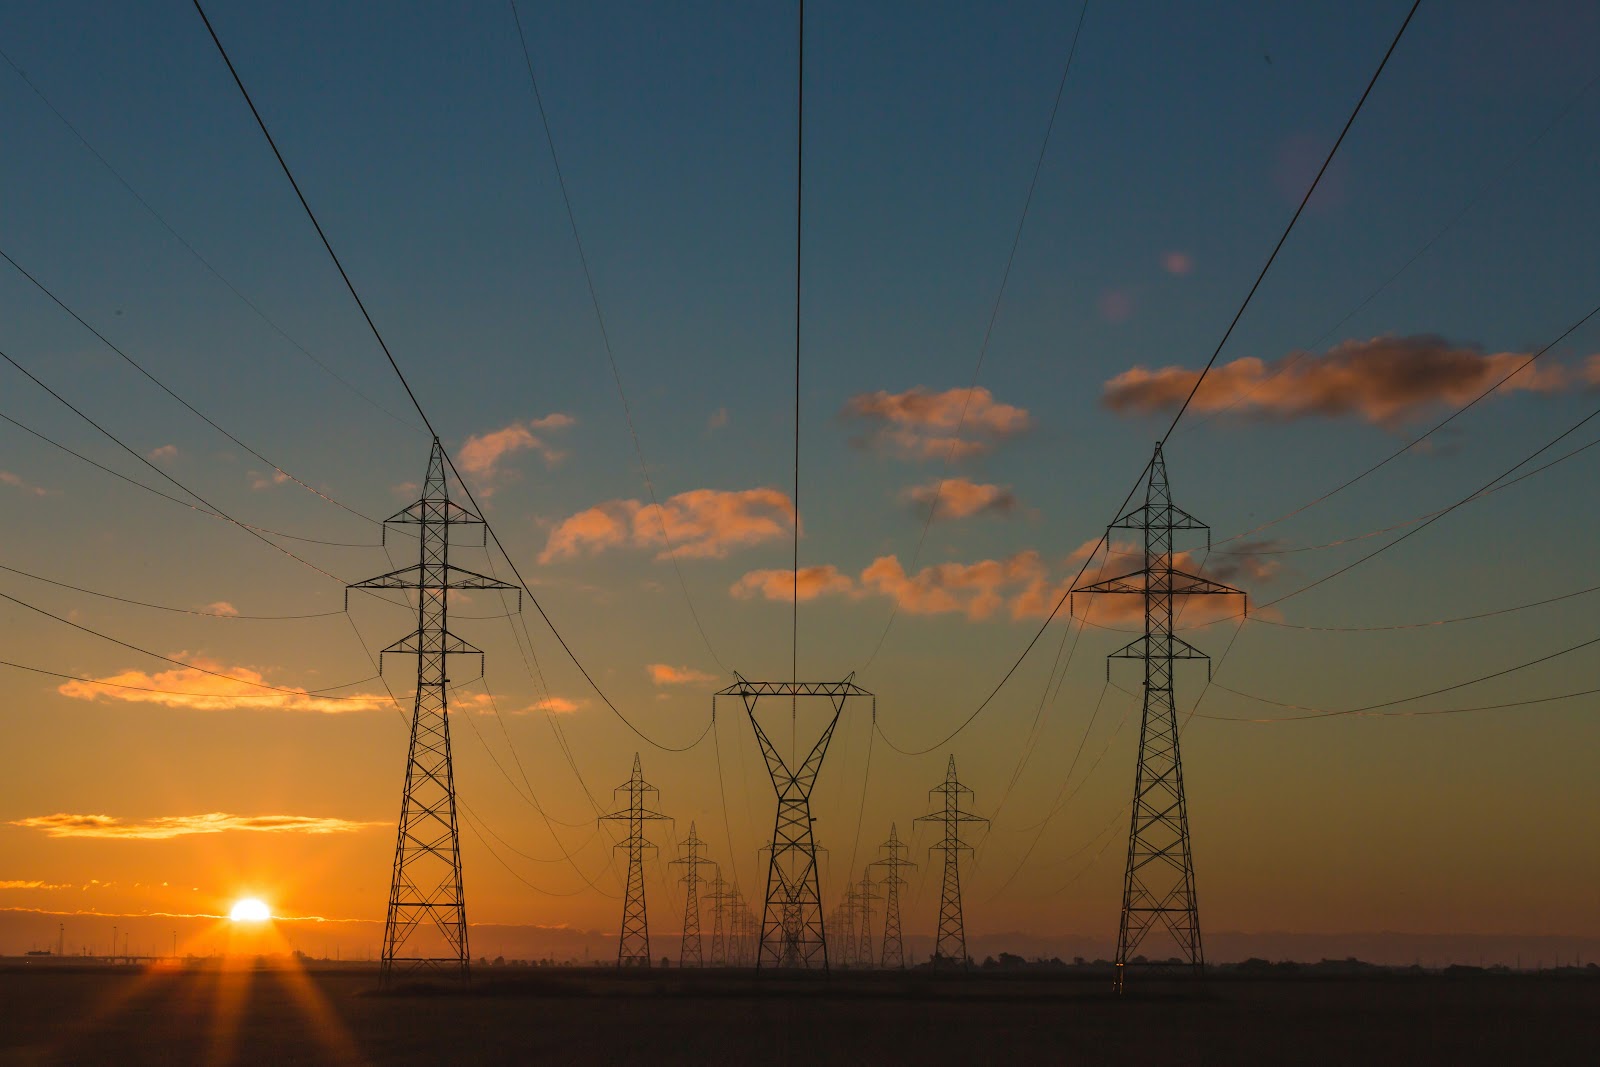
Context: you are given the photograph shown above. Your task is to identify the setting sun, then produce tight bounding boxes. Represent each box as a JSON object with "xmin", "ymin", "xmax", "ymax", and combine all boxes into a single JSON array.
[{"xmin": 228, "ymin": 898, "xmax": 271, "ymax": 923}]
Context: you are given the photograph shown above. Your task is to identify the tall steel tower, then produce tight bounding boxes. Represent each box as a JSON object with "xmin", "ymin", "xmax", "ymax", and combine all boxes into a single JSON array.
[
  {"xmin": 705, "ymin": 870, "xmax": 734, "ymax": 966},
  {"xmin": 349, "ymin": 438, "xmax": 518, "ymax": 986},
  {"xmin": 915, "ymin": 756, "xmax": 988, "ymax": 969},
  {"xmin": 834, "ymin": 889, "xmax": 857, "ymax": 968},
  {"xmin": 853, "ymin": 869, "xmax": 879, "ymax": 969},
  {"xmin": 870, "ymin": 824, "xmax": 915, "ymax": 969},
  {"xmin": 1073, "ymin": 442, "xmax": 1244, "ymax": 991},
  {"xmin": 671, "ymin": 822, "xmax": 713, "ymax": 968},
  {"xmin": 714, "ymin": 673, "xmax": 873, "ymax": 970},
  {"xmin": 599, "ymin": 753, "xmax": 671, "ymax": 967}
]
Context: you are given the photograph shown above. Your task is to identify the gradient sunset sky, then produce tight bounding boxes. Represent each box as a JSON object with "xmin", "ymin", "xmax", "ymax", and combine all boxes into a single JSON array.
[{"xmin": 2, "ymin": 0, "xmax": 1599, "ymax": 962}]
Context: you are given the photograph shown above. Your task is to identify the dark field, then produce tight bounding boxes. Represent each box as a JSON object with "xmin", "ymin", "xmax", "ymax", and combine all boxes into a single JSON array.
[{"xmin": 1, "ymin": 963, "xmax": 1595, "ymax": 1065}]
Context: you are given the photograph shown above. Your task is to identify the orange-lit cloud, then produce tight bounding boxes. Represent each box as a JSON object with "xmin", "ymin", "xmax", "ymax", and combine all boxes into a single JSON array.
[
  {"xmin": 459, "ymin": 414, "xmax": 575, "ymax": 477},
  {"xmin": 452, "ymin": 692, "xmax": 582, "ymax": 715},
  {"xmin": 0, "ymin": 880, "xmax": 70, "ymax": 889},
  {"xmin": 729, "ymin": 565, "xmax": 855, "ymax": 603},
  {"xmin": 203, "ymin": 601, "xmax": 239, "ymax": 617},
  {"xmin": 55, "ymin": 661, "xmax": 391, "ymax": 714},
  {"xmin": 10, "ymin": 812, "xmax": 382, "ymax": 840},
  {"xmin": 1, "ymin": 470, "xmax": 54, "ymax": 497},
  {"xmin": 248, "ymin": 470, "xmax": 290, "ymax": 490},
  {"xmin": 903, "ymin": 477, "xmax": 1017, "ymax": 520},
  {"xmin": 860, "ymin": 552, "xmax": 1048, "ymax": 620},
  {"xmin": 841, "ymin": 386, "xmax": 1031, "ymax": 460},
  {"xmin": 531, "ymin": 696, "xmax": 581, "ymax": 714},
  {"xmin": 147, "ymin": 444, "xmax": 178, "ymax": 463},
  {"xmin": 1162, "ymin": 251, "xmax": 1194, "ymax": 275},
  {"xmin": 540, "ymin": 488, "xmax": 795, "ymax": 563},
  {"xmin": 1103, "ymin": 335, "xmax": 1571, "ymax": 426},
  {"xmin": 646, "ymin": 664, "xmax": 717, "ymax": 686}
]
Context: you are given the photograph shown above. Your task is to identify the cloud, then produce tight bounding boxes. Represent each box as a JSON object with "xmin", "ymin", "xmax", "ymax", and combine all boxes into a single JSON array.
[
  {"xmin": 459, "ymin": 415, "xmax": 575, "ymax": 478},
  {"xmin": 647, "ymin": 664, "xmax": 717, "ymax": 686},
  {"xmin": 706, "ymin": 408, "xmax": 729, "ymax": 431},
  {"xmin": 10, "ymin": 812, "xmax": 383, "ymax": 840},
  {"xmin": 440, "ymin": 692, "xmax": 583, "ymax": 716},
  {"xmin": 841, "ymin": 386, "xmax": 1031, "ymax": 461},
  {"xmin": 860, "ymin": 552, "xmax": 1048, "ymax": 621},
  {"xmin": 1, "ymin": 471, "xmax": 54, "ymax": 497},
  {"xmin": 248, "ymin": 470, "xmax": 290, "ymax": 491},
  {"xmin": 0, "ymin": 880, "xmax": 70, "ymax": 890},
  {"xmin": 903, "ymin": 477, "xmax": 1017, "ymax": 520},
  {"xmin": 203, "ymin": 601, "xmax": 239, "ymax": 617},
  {"xmin": 1162, "ymin": 251, "xmax": 1193, "ymax": 276},
  {"xmin": 531, "ymin": 696, "xmax": 582, "ymax": 714},
  {"xmin": 55, "ymin": 660, "xmax": 392, "ymax": 714},
  {"xmin": 147, "ymin": 444, "xmax": 178, "ymax": 463},
  {"xmin": 1098, "ymin": 288, "xmax": 1135, "ymax": 323},
  {"xmin": 1103, "ymin": 335, "xmax": 1572, "ymax": 426},
  {"xmin": 540, "ymin": 487, "xmax": 795, "ymax": 563},
  {"xmin": 729, "ymin": 565, "xmax": 855, "ymax": 603}
]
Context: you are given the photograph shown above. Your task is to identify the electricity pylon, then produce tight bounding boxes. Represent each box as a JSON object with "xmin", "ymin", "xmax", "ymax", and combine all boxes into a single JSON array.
[
  {"xmin": 870, "ymin": 824, "xmax": 915, "ymax": 969},
  {"xmin": 706, "ymin": 871, "xmax": 735, "ymax": 966},
  {"xmin": 914, "ymin": 756, "xmax": 988, "ymax": 970},
  {"xmin": 714, "ymin": 673, "xmax": 873, "ymax": 970},
  {"xmin": 854, "ymin": 870, "xmax": 879, "ymax": 968},
  {"xmin": 834, "ymin": 892, "xmax": 857, "ymax": 967},
  {"xmin": 671, "ymin": 823, "xmax": 713, "ymax": 968},
  {"xmin": 349, "ymin": 437, "xmax": 519, "ymax": 987},
  {"xmin": 599, "ymin": 753, "xmax": 671, "ymax": 967},
  {"xmin": 1072, "ymin": 441, "xmax": 1244, "ymax": 991}
]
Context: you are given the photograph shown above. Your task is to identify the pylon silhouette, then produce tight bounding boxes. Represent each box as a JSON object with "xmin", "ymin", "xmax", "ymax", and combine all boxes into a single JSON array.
[
  {"xmin": 671, "ymin": 822, "xmax": 713, "ymax": 968},
  {"xmin": 1073, "ymin": 441, "xmax": 1244, "ymax": 991},
  {"xmin": 870, "ymin": 824, "xmax": 915, "ymax": 969},
  {"xmin": 914, "ymin": 756, "xmax": 988, "ymax": 970},
  {"xmin": 705, "ymin": 870, "xmax": 735, "ymax": 966},
  {"xmin": 854, "ymin": 869, "xmax": 879, "ymax": 968},
  {"xmin": 598, "ymin": 753, "xmax": 670, "ymax": 967},
  {"xmin": 349, "ymin": 438, "xmax": 519, "ymax": 987}
]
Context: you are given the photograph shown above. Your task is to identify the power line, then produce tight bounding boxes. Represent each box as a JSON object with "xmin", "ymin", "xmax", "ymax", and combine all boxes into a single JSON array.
[
  {"xmin": 1200, "ymin": 684, "xmax": 1600, "ymax": 724},
  {"xmin": 0, "ymin": 43, "xmax": 426, "ymax": 436},
  {"xmin": 860, "ymin": 0, "xmax": 1090, "ymax": 674},
  {"xmin": 0, "ymin": 560, "xmax": 342, "ymax": 620},
  {"xmin": 1156, "ymin": 0, "xmax": 1422, "ymax": 442},
  {"xmin": 505, "ymin": 0, "xmax": 727, "ymax": 673},
  {"xmin": 193, "ymin": 0, "xmax": 711, "ymax": 754},
  {"xmin": 794, "ymin": 0, "xmax": 805, "ymax": 702},
  {"xmin": 0, "ymin": 243, "xmax": 379, "ymax": 525},
  {"xmin": 0, "ymin": 657, "xmax": 375, "ymax": 701}
]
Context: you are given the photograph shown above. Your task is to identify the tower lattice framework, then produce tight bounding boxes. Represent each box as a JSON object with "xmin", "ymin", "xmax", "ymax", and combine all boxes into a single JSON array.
[
  {"xmin": 853, "ymin": 869, "xmax": 879, "ymax": 968},
  {"xmin": 1073, "ymin": 442, "xmax": 1244, "ymax": 991},
  {"xmin": 870, "ymin": 824, "xmax": 915, "ymax": 969},
  {"xmin": 914, "ymin": 756, "xmax": 987, "ymax": 969},
  {"xmin": 705, "ymin": 871, "xmax": 734, "ymax": 966},
  {"xmin": 714, "ymin": 674, "xmax": 873, "ymax": 970},
  {"xmin": 350, "ymin": 438, "xmax": 518, "ymax": 987},
  {"xmin": 672, "ymin": 822, "xmax": 713, "ymax": 967},
  {"xmin": 599, "ymin": 753, "xmax": 671, "ymax": 967}
]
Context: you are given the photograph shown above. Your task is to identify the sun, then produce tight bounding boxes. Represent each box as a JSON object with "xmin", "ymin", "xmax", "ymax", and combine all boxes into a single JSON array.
[{"xmin": 229, "ymin": 898, "xmax": 271, "ymax": 922}]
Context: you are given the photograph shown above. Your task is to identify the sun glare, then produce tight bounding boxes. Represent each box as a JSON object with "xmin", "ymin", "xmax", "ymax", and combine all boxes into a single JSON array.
[{"xmin": 229, "ymin": 897, "xmax": 271, "ymax": 922}]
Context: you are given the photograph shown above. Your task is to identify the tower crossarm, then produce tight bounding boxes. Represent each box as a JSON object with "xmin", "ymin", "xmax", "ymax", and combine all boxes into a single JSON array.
[{"xmin": 1073, "ymin": 567, "xmax": 1242, "ymax": 600}]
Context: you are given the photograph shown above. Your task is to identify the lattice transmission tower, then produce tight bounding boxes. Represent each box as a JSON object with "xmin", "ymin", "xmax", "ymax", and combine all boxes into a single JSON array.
[
  {"xmin": 853, "ymin": 869, "xmax": 879, "ymax": 969},
  {"xmin": 870, "ymin": 824, "xmax": 915, "ymax": 969},
  {"xmin": 599, "ymin": 753, "xmax": 671, "ymax": 967},
  {"xmin": 349, "ymin": 438, "xmax": 519, "ymax": 987},
  {"xmin": 706, "ymin": 871, "xmax": 735, "ymax": 966},
  {"xmin": 672, "ymin": 822, "xmax": 713, "ymax": 968},
  {"xmin": 714, "ymin": 673, "xmax": 873, "ymax": 970},
  {"xmin": 1072, "ymin": 442, "xmax": 1244, "ymax": 991},
  {"xmin": 914, "ymin": 756, "xmax": 988, "ymax": 969},
  {"xmin": 834, "ymin": 889, "xmax": 857, "ymax": 968}
]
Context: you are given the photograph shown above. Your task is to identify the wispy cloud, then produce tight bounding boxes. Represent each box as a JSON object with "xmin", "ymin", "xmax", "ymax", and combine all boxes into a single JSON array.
[
  {"xmin": 248, "ymin": 470, "xmax": 290, "ymax": 491},
  {"xmin": 10, "ymin": 812, "xmax": 383, "ymax": 840},
  {"xmin": 459, "ymin": 415, "xmax": 576, "ymax": 479},
  {"xmin": 841, "ymin": 386, "xmax": 1031, "ymax": 461},
  {"xmin": 202, "ymin": 601, "xmax": 239, "ymax": 617},
  {"xmin": 646, "ymin": 664, "xmax": 717, "ymax": 686},
  {"xmin": 540, "ymin": 487, "xmax": 794, "ymax": 563},
  {"xmin": 0, "ymin": 880, "xmax": 70, "ymax": 890},
  {"xmin": 55, "ymin": 660, "xmax": 391, "ymax": 714},
  {"xmin": 902, "ymin": 477, "xmax": 1017, "ymax": 520},
  {"xmin": 1103, "ymin": 335, "xmax": 1572, "ymax": 426},
  {"xmin": 1, "ymin": 470, "xmax": 55, "ymax": 497},
  {"xmin": 146, "ymin": 444, "xmax": 178, "ymax": 463},
  {"xmin": 729, "ymin": 565, "xmax": 855, "ymax": 603}
]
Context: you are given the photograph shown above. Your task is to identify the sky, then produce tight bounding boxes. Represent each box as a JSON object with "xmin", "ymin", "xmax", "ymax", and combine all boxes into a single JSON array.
[{"xmin": 2, "ymin": 0, "xmax": 1599, "ymax": 965}]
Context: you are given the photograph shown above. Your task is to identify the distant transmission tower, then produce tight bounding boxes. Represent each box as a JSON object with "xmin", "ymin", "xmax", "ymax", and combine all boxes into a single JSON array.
[
  {"xmin": 714, "ymin": 673, "xmax": 873, "ymax": 970},
  {"xmin": 599, "ymin": 753, "xmax": 671, "ymax": 967},
  {"xmin": 854, "ymin": 869, "xmax": 879, "ymax": 969},
  {"xmin": 914, "ymin": 756, "xmax": 988, "ymax": 969},
  {"xmin": 350, "ymin": 438, "xmax": 519, "ymax": 986},
  {"xmin": 835, "ymin": 888, "xmax": 857, "ymax": 968},
  {"xmin": 672, "ymin": 823, "xmax": 713, "ymax": 968},
  {"xmin": 706, "ymin": 871, "xmax": 734, "ymax": 966},
  {"xmin": 1073, "ymin": 442, "xmax": 1244, "ymax": 991},
  {"xmin": 870, "ymin": 824, "xmax": 915, "ymax": 969}
]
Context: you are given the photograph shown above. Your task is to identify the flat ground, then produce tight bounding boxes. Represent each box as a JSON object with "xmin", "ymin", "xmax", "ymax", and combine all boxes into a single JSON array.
[{"xmin": 0, "ymin": 964, "xmax": 1594, "ymax": 1065}]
